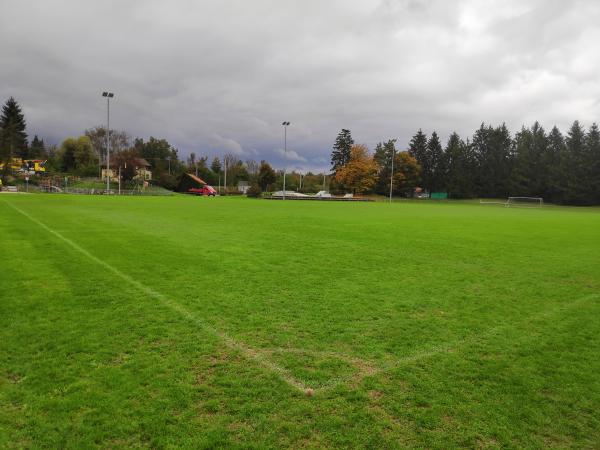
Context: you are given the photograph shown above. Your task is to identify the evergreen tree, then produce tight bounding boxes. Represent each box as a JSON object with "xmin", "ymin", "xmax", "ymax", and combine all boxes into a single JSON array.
[
  {"xmin": 330, "ymin": 129, "xmax": 354, "ymax": 172},
  {"xmin": 427, "ymin": 131, "xmax": 445, "ymax": 192},
  {"xmin": 564, "ymin": 121, "xmax": 587, "ymax": 204},
  {"xmin": 510, "ymin": 123, "xmax": 547, "ymax": 197},
  {"xmin": 29, "ymin": 135, "xmax": 46, "ymax": 158},
  {"xmin": 583, "ymin": 123, "xmax": 600, "ymax": 204},
  {"xmin": 1, "ymin": 97, "xmax": 28, "ymax": 181},
  {"xmin": 408, "ymin": 129, "xmax": 428, "ymax": 189},
  {"xmin": 373, "ymin": 139, "xmax": 396, "ymax": 194},
  {"xmin": 444, "ymin": 132, "xmax": 475, "ymax": 198},
  {"xmin": 472, "ymin": 123, "xmax": 513, "ymax": 198},
  {"xmin": 545, "ymin": 126, "xmax": 566, "ymax": 202}
]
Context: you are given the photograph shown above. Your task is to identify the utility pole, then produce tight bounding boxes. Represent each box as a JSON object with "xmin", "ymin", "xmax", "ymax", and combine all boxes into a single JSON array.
[{"xmin": 224, "ymin": 157, "xmax": 227, "ymax": 194}]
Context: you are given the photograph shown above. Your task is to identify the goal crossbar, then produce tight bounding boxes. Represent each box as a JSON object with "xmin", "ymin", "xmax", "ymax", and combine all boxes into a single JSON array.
[{"xmin": 505, "ymin": 197, "xmax": 544, "ymax": 208}]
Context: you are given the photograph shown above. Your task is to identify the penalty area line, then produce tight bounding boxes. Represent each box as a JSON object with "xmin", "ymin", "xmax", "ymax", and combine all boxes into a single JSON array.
[{"xmin": 3, "ymin": 201, "xmax": 309, "ymax": 393}]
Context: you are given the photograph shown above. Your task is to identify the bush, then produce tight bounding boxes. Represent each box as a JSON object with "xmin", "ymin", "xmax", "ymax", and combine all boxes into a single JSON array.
[{"xmin": 246, "ymin": 184, "xmax": 262, "ymax": 198}]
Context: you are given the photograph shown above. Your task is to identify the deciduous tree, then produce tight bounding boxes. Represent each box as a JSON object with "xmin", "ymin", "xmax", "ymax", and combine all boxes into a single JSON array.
[
  {"xmin": 257, "ymin": 160, "xmax": 276, "ymax": 191},
  {"xmin": 334, "ymin": 144, "xmax": 379, "ymax": 194},
  {"xmin": 392, "ymin": 152, "xmax": 421, "ymax": 196}
]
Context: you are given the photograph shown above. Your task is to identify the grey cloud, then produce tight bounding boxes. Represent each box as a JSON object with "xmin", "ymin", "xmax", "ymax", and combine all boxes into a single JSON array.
[{"xmin": 2, "ymin": 0, "xmax": 600, "ymax": 171}]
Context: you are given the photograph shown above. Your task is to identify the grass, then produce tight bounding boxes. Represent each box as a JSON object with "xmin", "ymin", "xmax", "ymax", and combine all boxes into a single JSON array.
[{"xmin": 1, "ymin": 194, "xmax": 599, "ymax": 448}]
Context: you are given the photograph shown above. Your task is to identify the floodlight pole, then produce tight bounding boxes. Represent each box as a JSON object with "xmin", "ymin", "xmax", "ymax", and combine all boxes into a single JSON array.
[
  {"xmin": 389, "ymin": 145, "xmax": 395, "ymax": 203},
  {"xmin": 282, "ymin": 121, "xmax": 290, "ymax": 199},
  {"xmin": 102, "ymin": 92, "xmax": 114, "ymax": 193}
]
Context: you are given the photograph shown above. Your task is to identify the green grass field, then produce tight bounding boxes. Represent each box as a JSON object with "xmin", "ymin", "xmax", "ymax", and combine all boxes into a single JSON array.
[{"xmin": 1, "ymin": 195, "xmax": 599, "ymax": 448}]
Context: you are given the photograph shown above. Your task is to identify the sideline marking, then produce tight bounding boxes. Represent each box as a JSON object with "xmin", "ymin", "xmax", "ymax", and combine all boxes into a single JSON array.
[
  {"xmin": 3, "ymin": 200, "xmax": 309, "ymax": 392},
  {"xmin": 5, "ymin": 200, "xmax": 597, "ymax": 394}
]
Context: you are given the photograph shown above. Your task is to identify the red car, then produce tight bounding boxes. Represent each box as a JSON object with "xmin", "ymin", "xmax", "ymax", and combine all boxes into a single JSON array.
[{"xmin": 189, "ymin": 185, "xmax": 217, "ymax": 196}]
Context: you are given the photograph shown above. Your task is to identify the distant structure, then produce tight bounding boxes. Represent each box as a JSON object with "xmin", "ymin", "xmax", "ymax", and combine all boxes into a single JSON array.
[
  {"xmin": 177, "ymin": 173, "xmax": 209, "ymax": 193},
  {"xmin": 102, "ymin": 158, "xmax": 152, "ymax": 181},
  {"xmin": 238, "ymin": 181, "xmax": 250, "ymax": 194}
]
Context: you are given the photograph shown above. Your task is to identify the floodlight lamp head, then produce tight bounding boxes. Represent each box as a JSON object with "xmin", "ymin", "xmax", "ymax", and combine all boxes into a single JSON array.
[
  {"xmin": 282, "ymin": 121, "xmax": 290, "ymax": 126},
  {"xmin": 102, "ymin": 92, "xmax": 108, "ymax": 97},
  {"xmin": 108, "ymin": 93, "xmax": 114, "ymax": 98}
]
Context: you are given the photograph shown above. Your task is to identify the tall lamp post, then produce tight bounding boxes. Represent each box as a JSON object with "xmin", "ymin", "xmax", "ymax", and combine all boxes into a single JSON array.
[
  {"xmin": 282, "ymin": 121, "xmax": 290, "ymax": 200},
  {"xmin": 389, "ymin": 144, "xmax": 395, "ymax": 203},
  {"xmin": 102, "ymin": 91, "xmax": 114, "ymax": 193}
]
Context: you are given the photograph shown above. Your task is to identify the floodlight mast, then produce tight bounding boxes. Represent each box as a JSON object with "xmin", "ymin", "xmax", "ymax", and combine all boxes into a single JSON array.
[
  {"xmin": 282, "ymin": 121, "xmax": 290, "ymax": 200},
  {"xmin": 389, "ymin": 143, "xmax": 395, "ymax": 203},
  {"xmin": 102, "ymin": 92, "xmax": 115, "ymax": 193}
]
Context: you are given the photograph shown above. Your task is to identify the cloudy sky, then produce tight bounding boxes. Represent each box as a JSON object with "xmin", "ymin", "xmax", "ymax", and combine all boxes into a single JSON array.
[{"xmin": 2, "ymin": 0, "xmax": 600, "ymax": 170}]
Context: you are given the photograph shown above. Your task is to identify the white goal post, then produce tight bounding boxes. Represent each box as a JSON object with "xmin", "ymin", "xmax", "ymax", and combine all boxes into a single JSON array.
[{"xmin": 505, "ymin": 197, "xmax": 544, "ymax": 208}]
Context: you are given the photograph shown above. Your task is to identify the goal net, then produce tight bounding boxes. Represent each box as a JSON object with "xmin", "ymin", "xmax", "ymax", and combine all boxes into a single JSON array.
[{"xmin": 505, "ymin": 197, "xmax": 544, "ymax": 208}]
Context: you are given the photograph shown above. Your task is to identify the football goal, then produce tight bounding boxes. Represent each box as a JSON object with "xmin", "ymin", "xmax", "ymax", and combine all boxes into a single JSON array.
[{"xmin": 505, "ymin": 197, "xmax": 544, "ymax": 208}]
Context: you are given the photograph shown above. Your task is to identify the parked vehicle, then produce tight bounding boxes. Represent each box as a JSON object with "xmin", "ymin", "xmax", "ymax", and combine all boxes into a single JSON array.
[{"xmin": 188, "ymin": 185, "xmax": 217, "ymax": 196}]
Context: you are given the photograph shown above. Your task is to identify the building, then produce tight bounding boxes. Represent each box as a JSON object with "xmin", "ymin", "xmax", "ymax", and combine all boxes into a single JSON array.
[
  {"xmin": 238, "ymin": 181, "xmax": 250, "ymax": 194},
  {"xmin": 101, "ymin": 158, "xmax": 152, "ymax": 182}
]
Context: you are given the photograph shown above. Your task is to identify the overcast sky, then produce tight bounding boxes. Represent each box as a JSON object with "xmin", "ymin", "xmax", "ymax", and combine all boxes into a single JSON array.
[{"xmin": 2, "ymin": 0, "xmax": 600, "ymax": 171}]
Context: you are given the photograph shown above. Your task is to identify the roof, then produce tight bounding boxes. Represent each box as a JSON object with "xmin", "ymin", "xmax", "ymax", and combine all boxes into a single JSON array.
[
  {"xmin": 186, "ymin": 173, "xmax": 208, "ymax": 185},
  {"xmin": 135, "ymin": 158, "xmax": 151, "ymax": 167}
]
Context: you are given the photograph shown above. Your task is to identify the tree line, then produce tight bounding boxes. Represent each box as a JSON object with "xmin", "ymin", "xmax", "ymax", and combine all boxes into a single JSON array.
[
  {"xmin": 2, "ymin": 96, "xmax": 599, "ymax": 204},
  {"xmin": 0, "ymin": 97, "xmax": 326, "ymax": 192},
  {"xmin": 330, "ymin": 122, "xmax": 600, "ymax": 205}
]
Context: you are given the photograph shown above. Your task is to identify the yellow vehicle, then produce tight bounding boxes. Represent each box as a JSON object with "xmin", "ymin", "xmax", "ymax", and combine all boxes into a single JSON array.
[
  {"xmin": 0, "ymin": 158, "xmax": 46, "ymax": 174},
  {"xmin": 24, "ymin": 159, "xmax": 47, "ymax": 174}
]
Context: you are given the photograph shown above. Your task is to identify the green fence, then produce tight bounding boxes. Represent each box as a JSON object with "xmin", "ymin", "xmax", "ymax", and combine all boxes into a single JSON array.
[{"xmin": 430, "ymin": 192, "xmax": 448, "ymax": 199}]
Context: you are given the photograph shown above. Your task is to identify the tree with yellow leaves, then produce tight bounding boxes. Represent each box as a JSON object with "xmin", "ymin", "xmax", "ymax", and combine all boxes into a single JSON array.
[{"xmin": 334, "ymin": 144, "xmax": 379, "ymax": 194}]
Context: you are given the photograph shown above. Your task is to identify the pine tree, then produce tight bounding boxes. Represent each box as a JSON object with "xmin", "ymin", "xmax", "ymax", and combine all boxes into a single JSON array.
[
  {"xmin": 583, "ymin": 123, "xmax": 600, "ymax": 204},
  {"xmin": 330, "ymin": 129, "xmax": 354, "ymax": 172},
  {"xmin": 408, "ymin": 129, "xmax": 428, "ymax": 189},
  {"xmin": 472, "ymin": 123, "xmax": 513, "ymax": 198},
  {"xmin": 427, "ymin": 131, "xmax": 445, "ymax": 192},
  {"xmin": 510, "ymin": 126, "xmax": 539, "ymax": 196},
  {"xmin": 29, "ymin": 135, "xmax": 46, "ymax": 158},
  {"xmin": 1, "ymin": 97, "xmax": 28, "ymax": 181},
  {"xmin": 444, "ymin": 132, "xmax": 475, "ymax": 198},
  {"xmin": 545, "ymin": 126, "xmax": 566, "ymax": 203},
  {"xmin": 564, "ymin": 121, "xmax": 587, "ymax": 204},
  {"xmin": 373, "ymin": 139, "xmax": 396, "ymax": 194}
]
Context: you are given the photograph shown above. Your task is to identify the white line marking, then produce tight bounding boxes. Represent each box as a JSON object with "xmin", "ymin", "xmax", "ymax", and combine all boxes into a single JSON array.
[
  {"xmin": 315, "ymin": 291, "xmax": 599, "ymax": 392},
  {"xmin": 3, "ymin": 201, "xmax": 309, "ymax": 392},
  {"xmin": 6, "ymin": 200, "xmax": 597, "ymax": 394}
]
